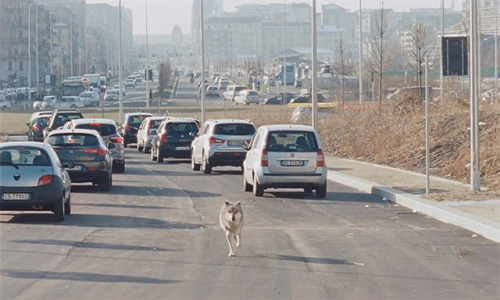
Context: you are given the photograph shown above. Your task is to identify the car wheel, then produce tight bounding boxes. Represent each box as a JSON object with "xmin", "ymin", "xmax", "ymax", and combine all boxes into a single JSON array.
[
  {"xmin": 252, "ymin": 174, "xmax": 264, "ymax": 197},
  {"xmin": 53, "ymin": 196, "xmax": 65, "ymax": 222},
  {"xmin": 243, "ymin": 170, "xmax": 252, "ymax": 192},
  {"xmin": 150, "ymin": 145, "xmax": 157, "ymax": 161},
  {"xmin": 64, "ymin": 194, "xmax": 72, "ymax": 215},
  {"xmin": 157, "ymin": 148, "xmax": 164, "ymax": 163},
  {"xmin": 191, "ymin": 151, "xmax": 200, "ymax": 171},
  {"xmin": 138, "ymin": 142, "xmax": 143, "ymax": 152},
  {"xmin": 144, "ymin": 146, "xmax": 150, "ymax": 154},
  {"xmin": 101, "ymin": 173, "xmax": 112, "ymax": 191},
  {"xmin": 315, "ymin": 182, "xmax": 327, "ymax": 198},
  {"xmin": 123, "ymin": 142, "xmax": 128, "ymax": 148},
  {"xmin": 202, "ymin": 152, "xmax": 212, "ymax": 174},
  {"xmin": 116, "ymin": 163, "xmax": 125, "ymax": 173},
  {"xmin": 304, "ymin": 187, "xmax": 313, "ymax": 193}
]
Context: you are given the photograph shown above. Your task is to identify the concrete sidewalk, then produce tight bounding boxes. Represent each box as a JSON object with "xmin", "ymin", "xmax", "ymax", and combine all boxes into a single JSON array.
[{"xmin": 324, "ymin": 155, "xmax": 500, "ymax": 243}]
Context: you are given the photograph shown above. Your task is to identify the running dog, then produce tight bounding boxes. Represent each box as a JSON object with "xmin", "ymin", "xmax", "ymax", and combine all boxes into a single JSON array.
[{"xmin": 219, "ymin": 201, "xmax": 244, "ymax": 257}]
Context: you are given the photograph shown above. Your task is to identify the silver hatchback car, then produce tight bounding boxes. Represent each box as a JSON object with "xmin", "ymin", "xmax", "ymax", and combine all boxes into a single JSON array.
[
  {"xmin": 63, "ymin": 118, "xmax": 125, "ymax": 173},
  {"xmin": 242, "ymin": 124, "xmax": 327, "ymax": 197}
]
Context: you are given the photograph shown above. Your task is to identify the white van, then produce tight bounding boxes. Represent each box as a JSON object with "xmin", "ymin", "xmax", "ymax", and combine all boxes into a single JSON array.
[{"xmin": 223, "ymin": 85, "xmax": 247, "ymax": 101}]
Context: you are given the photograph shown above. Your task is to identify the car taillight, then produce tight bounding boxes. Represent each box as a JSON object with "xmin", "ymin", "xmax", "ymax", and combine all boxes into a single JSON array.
[
  {"xmin": 125, "ymin": 124, "xmax": 130, "ymax": 130},
  {"xmin": 317, "ymin": 149, "xmax": 325, "ymax": 167},
  {"xmin": 209, "ymin": 136, "xmax": 225, "ymax": 144},
  {"xmin": 109, "ymin": 136, "xmax": 123, "ymax": 143},
  {"xmin": 85, "ymin": 148, "xmax": 107, "ymax": 156},
  {"xmin": 32, "ymin": 124, "xmax": 40, "ymax": 131},
  {"xmin": 261, "ymin": 149, "xmax": 268, "ymax": 167},
  {"xmin": 38, "ymin": 174, "xmax": 53, "ymax": 186},
  {"xmin": 161, "ymin": 133, "xmax": 168, "ymax": 143}
]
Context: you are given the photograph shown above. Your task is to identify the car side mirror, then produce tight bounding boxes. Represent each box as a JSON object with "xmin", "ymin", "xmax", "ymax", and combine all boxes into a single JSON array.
[
  {"xmin": 26, "ymin": 122, "xmax": 31, "ymax": 127},
  {"xmin": 65, "ymin": 162, "xmax": 75, "ymax": 169},
  {"xmin": 107, "ymin": 142, "xmax": 116, "ymax": 149}
]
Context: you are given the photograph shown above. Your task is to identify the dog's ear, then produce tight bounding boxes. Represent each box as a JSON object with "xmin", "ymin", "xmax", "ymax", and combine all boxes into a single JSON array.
[
  {"xmin": 236, "ymin": 201, "xmax": 241, "ymax": 207},
  {"xmin": 224, "ymin": 201, "xmax": 231, "ymax": 206}
]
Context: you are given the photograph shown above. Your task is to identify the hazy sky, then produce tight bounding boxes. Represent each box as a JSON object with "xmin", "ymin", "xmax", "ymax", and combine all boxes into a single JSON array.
[{"xmin": 85, "ymin": 0, "xmax": 462, "ymax": 35}]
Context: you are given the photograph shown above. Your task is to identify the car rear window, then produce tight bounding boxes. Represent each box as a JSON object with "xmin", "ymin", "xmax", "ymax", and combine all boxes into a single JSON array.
[
  {"xmin": 0, "ymin": 146, "xmax": 50, "ymax": 166},
  {"xmin": 150, "ymin": 119, "xmax": 164, "ymax": 129},
  {"xmin": 166, "ymin": 122, "xmax": 199, "ymax": 134},
  {"xmin": 267, "ymin": 131, "xmax": 318, "ymax": 152},
  {"xmin": 213, "ymin": 124, "xmax": 255, "ymax": 136},
  {"xmin": 47, "ymin": 134, "xmax": 99, "ymax": 147},
  {"xmin": 127, "ymin": 115, "xmax": 150, "ymax": 126},
  {"xmin": 52, "ymin": 113, "xmax": 83, "ymax": 128},
  {"xmin": 75, "ymin": 123, "xmax": 117, "ymax": 136}
]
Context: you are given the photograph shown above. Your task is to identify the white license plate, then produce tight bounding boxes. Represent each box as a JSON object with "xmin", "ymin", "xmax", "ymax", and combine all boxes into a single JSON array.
[
  {"xmin": 228, "ymin": 140, "xmax": 245, "ymax": 147},
  {"xmin": 67, "ymin": 165, "xmax": 82, "ymax": 171},
  {"xmin": 176, "ymin": 146, "xmax": 190, "ymax": 151},
  {"xmin": 281, "ymin": 160, "xmax": 304, "ymax": 166},
  {"xmin": 2, "ymin": 193, "xmax": 31, "ymax": 200}
]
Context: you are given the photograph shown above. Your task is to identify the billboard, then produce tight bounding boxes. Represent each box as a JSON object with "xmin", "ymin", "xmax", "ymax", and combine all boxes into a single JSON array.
[{"xmin": 442, "ymin": 36, "xmax": 468, "ymax": 76}]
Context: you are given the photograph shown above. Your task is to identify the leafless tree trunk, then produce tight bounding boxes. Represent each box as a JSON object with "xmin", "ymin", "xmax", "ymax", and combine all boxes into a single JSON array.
[
  {"xmin": 334, "ymin": 37, "xmax": 355, "ymax": 108},
  {"xmin": 408, "ymin": 23, "xmax": 432, "ymax": 103},
  {"xmin": 369, "ymin": 6, "xmax": 390, "ymax": 113}
]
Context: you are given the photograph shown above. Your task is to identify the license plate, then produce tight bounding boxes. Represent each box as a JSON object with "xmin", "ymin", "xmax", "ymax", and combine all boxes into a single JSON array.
[
  {"xmin": 281, "ymin": 160, "xmax": 304, "ymax": 166},
  {"xmin": 2, "ymin": 193, "xmax": 31, "ymax": 200},
  {"xmin": 228, "ymin": 140, "xmax": 245, "ymax": 147},
  {"xmin": 67, "ymin": 165, "xmax": 82, "ymax": 171},
  {"xmin": 176, "ymin": 146, "xmax": 190, "ymax": 151}
]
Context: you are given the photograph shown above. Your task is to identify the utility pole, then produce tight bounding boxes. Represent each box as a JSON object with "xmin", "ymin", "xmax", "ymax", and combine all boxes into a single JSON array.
[{"xmin": 470, "ymin": 0, "xmax": 480, "ymax": 190}]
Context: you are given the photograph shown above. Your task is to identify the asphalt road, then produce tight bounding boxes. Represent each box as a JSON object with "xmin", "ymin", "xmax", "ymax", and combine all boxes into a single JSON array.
[{"xmin": 1, "ymin": 148, "xmax": 499, "ymax": 300}]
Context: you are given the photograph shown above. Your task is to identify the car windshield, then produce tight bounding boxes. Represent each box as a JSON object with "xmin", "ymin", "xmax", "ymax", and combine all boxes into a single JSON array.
[
  {"xmin": 213, "ymin": 124, "xmax": 255, "ymax": 135},
  {"xmin": 75, "ymin": 123, "xmax": 117, "ymax": 136},
  {"xmin": 266, "ymin": 131, "xmax": 318, "ymax": 152},
  {"xmin": 0, "ymin": 146, "xmax": 50, "ymax": 166},
  {"xmin": 46, "ymin": 134, "xmax": 99, "ymax": 147},
  {"xmin": 53, "ymin": 113, "xmax": 83, "ymax": 128}
]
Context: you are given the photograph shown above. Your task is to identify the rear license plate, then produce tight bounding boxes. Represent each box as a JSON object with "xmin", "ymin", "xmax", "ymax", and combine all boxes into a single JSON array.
[
  {"xmin": 228, "ymin": 140, "xmax": 245, "ymax": 147},
  {"xmin": 281, "ymin": 160, "xmax": 304, "ymax": 166},
  {"xmin": 67, "ymin": 165, "xmax": 82, "ymax": 171},
  {"xmin": 176, "ymin": 146, "xmax": 190, "ymax": 151},
  {"xmin": 2, "ymin": 193, "xmax": 31, "ymax": 200}
]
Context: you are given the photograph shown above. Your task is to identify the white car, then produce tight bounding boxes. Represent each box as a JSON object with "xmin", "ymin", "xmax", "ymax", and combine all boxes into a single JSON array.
[
  {"xmin": 223, "ymin": 85, "xmax": 246, "ymax": 101},
  {"xmin": 205, "ymin": 85, "xmax": 219, "ymax": 97},
  {"xmin": 136, "ymin": 116, "xmax": 167, "ymax": 153},
  {"xmin": 0, "ymin": 97, "xmax": 12, "ymax": 110},
  {"xmin": 33, "ymin": 95, "xmax": 57, "ymax": 110},
  {"xmin": 57, "ymin": 96, "xmax": 85, "ymax": 109},
  {"xmin": 234, "ymin": 89, "xmax": 260, "ymax": 105},
  {"xmin": 242, "ymin": 124, "xmax": 327, "ymax": 197},
  {"xmin": 104, "ymin": 89, "xmax": 119, "ymax": 101},
  {"xmin": 191, "ymin": 119, "xmax": 256, "ymax": 174},
  {"xmin": 79, "ymin": 91, "xmax": 100, "ymax": 106}
]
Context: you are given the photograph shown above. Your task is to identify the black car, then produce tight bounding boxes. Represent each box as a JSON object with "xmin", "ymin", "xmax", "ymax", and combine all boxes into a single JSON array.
[
  {"xmin": 264, "ymin": 96, "xmax": 281, "ymax": 105},
  {"xmin": 151, "ymin": 118, "xmax": 200, "ymax": 163},
  {"xmin": 45, "ymin": 129, "xmax": 114, "ymax": 191},
  {"xmin": 120, "ymin": 112, "xmax": 153, "ymax": 148},
  {"xmin": 43, "ymin": 110, "xmax": 84, "ymax": 139},
  {"xmin": 290, "ymin": 96, "xmax": 309, "ymax": 103},
  {"xmin": 27, "ymin": 115, "xmax": 50, "ymax": 141}
]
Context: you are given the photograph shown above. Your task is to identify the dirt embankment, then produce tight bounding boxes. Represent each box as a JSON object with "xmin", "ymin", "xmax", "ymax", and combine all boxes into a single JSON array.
[{"xmin": 319, "ymin": 99, "xmax": 500, "ymax": 191}]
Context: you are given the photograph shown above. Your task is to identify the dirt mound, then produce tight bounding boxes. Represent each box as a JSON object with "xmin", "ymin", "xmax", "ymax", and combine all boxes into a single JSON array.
[{"xmin": 319, "ymin": 99, "xmax": 500, "ymax": 190}]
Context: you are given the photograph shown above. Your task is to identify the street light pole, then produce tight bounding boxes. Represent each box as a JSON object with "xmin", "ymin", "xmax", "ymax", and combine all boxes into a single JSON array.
[
  {"xmin": 28, "ymin": 5, "xmax": 31, "ymax": 105},
  {"xmin": 145, "ymin": 0, "xmax": 150, "ymax": 108},
  {"xmin": 118, "ymin": 0, "xmax": 123, "ymax": 123},
  {"xmin": 200, "ymin": 0, "xmax": 206, "ymax": 123},
  {"xmin": 470, "ymin": 0, "xmax": 480, "ymax": 190},
  {"xmin": 311, "ymin": 0, "xmax": 318, "ymax": 130},
  {"xmin": 359, "ymin": 0, "xmax": 363, "ymax": 104}
]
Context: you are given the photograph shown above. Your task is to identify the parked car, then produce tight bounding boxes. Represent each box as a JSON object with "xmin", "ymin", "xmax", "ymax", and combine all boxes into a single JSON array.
[
  {"xmin": 79, "ymin": 91, "xmax": 100, "ymax": 106},
  {"xmin": 0, "ymin": 97, "xmax": 11, "ymax": 110},
  {"xmin": 191, "ymin": 119, "xmax": 256, "ymax": 174},
  {"xmin": 63, "ymin": 118, "xmax": 126, "ymax": 173},
  {"xmin": 0, "ymin": 142, "xmax": 72, "ymax": 221},
  {"xmin": 33, "ymin": 95, "xmax": 57, "ymax": 110},
  {"xmin": 45, "ymin": 129, "xmax": 114, "ymax": 191},
  {"xmin": 125, "ymin": 79, "xmax": 136, "ymax": 88},
  {"xmin": 205, "ymin": 85, "xmax": 220, "ymax": 97},
  {"xmin": 104, "ymin": 89, "xmax": 119, "ymax": 102},
  {"xmin": 150, "ymin": 117, "xmax": 200, "ymax": 163},
  {"xmin": 290, "ymin": 95, "xmax": 309, "ymax": 103},
  {"xmin": 43, "ymin": 110, "xmax": 84, "ymax": 138},
  {"xmin": 27, "ymin": 115, "xmax": 50, "ymax": 142},
  {"xmin": 263, "ymin": 96, "xmax": 281, "ymax": 105},
  {"xmin": 120, "ymin": 112, "xmax": 153, "ymax": 148},
  {"xmin": 136, "ymin": 116, "xmax": 167, "ymax": 153},
  {"xmin": 223, "ymin": 85, "xmax": 246, "ymax": 101},
  {"xmin": 242, "ymin": 124, "xmax": 327, "ymax": 197},
  {"xmin": 234, "ymin": 89, "xmax": 260, "ymax": 105}
]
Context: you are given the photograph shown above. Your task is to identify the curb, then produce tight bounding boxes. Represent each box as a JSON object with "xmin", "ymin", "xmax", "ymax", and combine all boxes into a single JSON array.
[{"xmin": 327, "ymin": 171, "xmax": 500, "ymax": 243}]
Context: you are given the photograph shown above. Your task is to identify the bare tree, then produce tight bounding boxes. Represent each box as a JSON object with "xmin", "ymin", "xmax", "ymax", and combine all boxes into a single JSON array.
[
  {"xmin": 334, "ymin": 37, "xmax": 355, "ymax": 107},
  {"xmin": 408, "ymin": 22, "xmax": 432, "ymax": 102},
  {"xmin": 369, "ymin": 6, "xmax": 391, "ymax": 113}
]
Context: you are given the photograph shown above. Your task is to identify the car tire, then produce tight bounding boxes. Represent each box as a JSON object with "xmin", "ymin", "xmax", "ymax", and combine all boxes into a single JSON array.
[
  {"xmin": 101, "ymin": 173, "xmax": 112, "ymax": 191},
  {"xmin": 157, "ymin": 148, "xmax": 163, "ymax": 163},
  {"xmin": 304, "ymin": 187, "xmax": 313, "ymax": 193},
  {"xmin": 191, "ymin": 151, "xmax": 200, "ymax": 171},
  {"xmin": 115, "ymin": 163, "xmax": 125, "ymax": 173},
  {"xmin": 123, "ymin": 142, "xmax": 128, "ymax": 148},
  {"xmin": 54, "ymin": 196, "xmax": 65, "ymax": 222},
  {"xmin": 144, "ymin": 146, "xmax": 150, "ymax": 154},
  {"xmin": 64, "ymin": 194, "xmax": 72, "ymax": 215},
  {"xmin": 202, "ymin": 153, "xmax": 212, "ymax": 174},
  {"xmin": 315, "ymin": 182, "xmax": 327, "ymax": 198},
  {"xmin": 138, "ymin": 143, "xmax": 143, "ymax": 152},
  {"xmin": 243, "ymin": 171, "xmax": 252, "ymax": 192},
  {"xmin": 150, "ymin": 146, "xmax": 157, "ymax": 161},
  {"xmin": 252, "ymin": 174, "xmax": 264, "ymax": 197}
]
